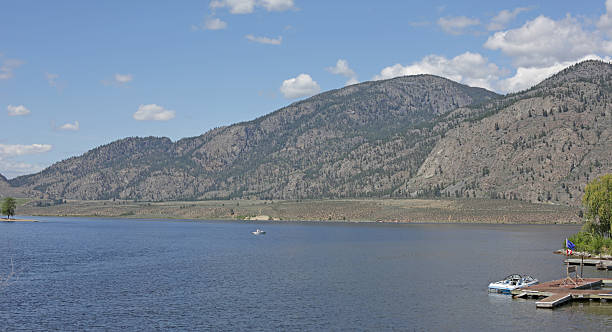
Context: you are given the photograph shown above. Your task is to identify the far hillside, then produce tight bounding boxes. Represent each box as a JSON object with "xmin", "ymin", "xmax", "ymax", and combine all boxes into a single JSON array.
[{"xmin": 6, "ymin": 60, "xmax": 612, "ymax": 206}]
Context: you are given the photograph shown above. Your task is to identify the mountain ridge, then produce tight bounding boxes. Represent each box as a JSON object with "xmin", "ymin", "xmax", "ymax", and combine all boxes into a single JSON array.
[
  {"xmin": 11, "ymin": 74, "xmax": 498, "ymax": 201},
  {"xmin": 406, "ymin": 60, "xmax": 612, "ymax": 204},
  {"xmin": 7, "ymin": 60, "xmax": 612, "ymax": 205}
]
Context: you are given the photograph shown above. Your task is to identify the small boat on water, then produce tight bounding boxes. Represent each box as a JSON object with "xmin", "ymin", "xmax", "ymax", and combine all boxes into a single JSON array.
[
  {"xmin": 488, "ymin": 274, "xmax": 538, "ymax": 294},
  {"xmin": 252, "ymin": 229, "xmax": 266, "ymax": 235}
]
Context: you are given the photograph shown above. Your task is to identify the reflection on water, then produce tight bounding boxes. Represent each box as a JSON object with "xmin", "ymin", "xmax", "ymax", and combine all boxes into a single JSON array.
[{"xmin": 0, "ymin": 217, "xmax": 610, "ymax": 331}]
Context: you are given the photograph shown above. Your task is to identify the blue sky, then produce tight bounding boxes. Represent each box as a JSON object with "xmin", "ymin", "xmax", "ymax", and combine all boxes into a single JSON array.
[{"xmin": 1, "ymin": 0, "xmax": 611, "ymax": 178}]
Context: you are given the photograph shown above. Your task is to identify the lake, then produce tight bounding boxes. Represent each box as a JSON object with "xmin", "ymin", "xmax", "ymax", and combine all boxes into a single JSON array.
[{"xmin": 1, "ymin": 217, "xmax": 611, "ymax": 331}]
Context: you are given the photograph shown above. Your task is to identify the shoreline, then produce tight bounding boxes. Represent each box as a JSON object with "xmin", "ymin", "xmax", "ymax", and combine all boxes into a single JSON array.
[
  {"xmin": 1, "ymin": 217, "xmax": 39, "ymax": 222},
  {"xmin": 554, "ymin": 249, "xmax": 612, "ymax": 260},
  {"xmin": 15, "ymin": 198, "xmax": 582, "ymax": 225},
  {"xmin": 14, "ymin": 212, "xmax": 585, "ymax": 225}
]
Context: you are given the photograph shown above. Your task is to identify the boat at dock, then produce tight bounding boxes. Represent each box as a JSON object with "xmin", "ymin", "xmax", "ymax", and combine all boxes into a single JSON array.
[
  {"xmin": 252, "ymin": 229, "xmax": 266, "ymax": 235},
  {"xmin": 488, "ymin": 274, "xmax": 538, "ymax": 294}
]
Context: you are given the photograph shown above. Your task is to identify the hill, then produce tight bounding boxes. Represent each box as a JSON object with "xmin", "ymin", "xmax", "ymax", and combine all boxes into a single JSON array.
[
  {"xmin": 0, "ymin": 173, "xmax": 26, "ymax": 198},
  {"xmin": 9, "ymin": 61, "xmax": 612, "ymax": 205},
  {"xmin": 11, "ymin": 75, "xmax": 498, "ymax": 201},
  {"xmin": 406, "ymin": 60, "xmax": 612, "ymax": 204}
]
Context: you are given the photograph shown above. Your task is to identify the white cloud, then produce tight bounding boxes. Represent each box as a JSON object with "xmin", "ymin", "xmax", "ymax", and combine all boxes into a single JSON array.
[
  {"xmin": 488, "ymin": 7, "xmax": 530, "ymax": 31},
  {"xmin": 326, "ymin": 59, "xmax": 359, "ymax": 86},
  {"xmin": 202, "ymin": 17, "xmax": 228, "ymax": 30},
  {"xmin": 133, "ymin": 104, "xmax": 176, "ymax": 121},
  {"xmin": 437, "ymin": 16, "xmax": 480, "ymax": 35},
  {"xmin": 481, "ymin": 7, "xmax": 612, "ymax": 92},
  {"xmin": 598, "ymin": 0, "xmax": 612, "ymax": 36},
  {"xmin": 0, "ymin": 143, "xmax": 51, "ymax": 177},
  {"xmin": 374, "ymin": 52, "xmax": 610, "ymax": 94},
  {"xmin": 0, "ymin": 58, "xmax": 24, "ymax": 80},
  {"xmin": 345, "ymin": 77, "xmax": 359, "ymax": 86},
  {"xmin": 7, "ymin": 105, "xmax": 31, "ymax": 116},
  {"xmin": 259, "ymin": 0, "xmax": 295, "ymax": 12},
  {"xmin": 210, "ymin": 0, "xmax": 256, "ymax": 14},
  {"xmin": 245, "ymin": 34, "xmax": 282, "ymax": 45},
  {"xmin": 280, "ymin": 73, "xmax": 321, "ymax": 99},
  {"xmin": 114, "ymin": 73, "xmax": 133, "ymax": 84},
  {"xmin": 326, "ymin": 59, "xmax": 355, "ymax": 77},
  {"xmin": 45, "ymin": 72, "xmax": 59, "ymax": 87},
  {"xmin": 59, "ymin": 121, "xmax": 80, "ymax": 131},
  {"xmin": 0, "ymin": 159, "xmax": 45, "ymax": 178},
  {"xmin": 0, "ymin": 144, "xmax": 52, "ymax": 157},
  {"xmin": 102, "ymin": 73, "xmax": 135, "ymax": 86},
  {"xmin": 484, "ymin": 15, "xmax": 604, "ymax": 67},
  {"xmin": 373, "ymin": 52, "xmax": 505, "ymax": 91},
  {"xmin": 499, "ymin": 55, "xmax": 611, "ymax": 92},
  {"xmin": 210, "ymin": 0, "xmax": 295, "ymax": 14}
]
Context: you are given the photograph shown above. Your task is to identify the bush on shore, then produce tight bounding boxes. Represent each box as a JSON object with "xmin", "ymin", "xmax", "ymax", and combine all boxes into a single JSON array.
[{"xmin": 568, "ymin": 231, "xmax": 612, "ymax": 256}]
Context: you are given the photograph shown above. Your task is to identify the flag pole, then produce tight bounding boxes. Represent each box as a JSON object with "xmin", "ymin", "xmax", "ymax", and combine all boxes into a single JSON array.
[{"xmin": 566, "ymin": 238, "xmax": 570, "ymax": 280}]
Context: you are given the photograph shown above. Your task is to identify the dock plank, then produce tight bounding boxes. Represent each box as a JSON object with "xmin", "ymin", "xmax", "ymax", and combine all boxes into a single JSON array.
[
  {"xmin": 536, "ymin": 293, "xmax": 572, "ymax": 308},
  {"xmin": 564, "ymin": 258, "xmax": 612, "ymax": 268},
  {"xmin": 509, "ymin": 278, "xmax": 612, "ymax": 309}
]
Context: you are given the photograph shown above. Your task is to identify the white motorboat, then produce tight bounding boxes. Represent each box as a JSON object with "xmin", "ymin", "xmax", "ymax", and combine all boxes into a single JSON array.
[
  {"xmin": 252, "ymin": 229, "xmax": 266, "ymax": 235},
  {"xmin": 488, "ymin": 274, "xmax": 538, "ymax": 294}
]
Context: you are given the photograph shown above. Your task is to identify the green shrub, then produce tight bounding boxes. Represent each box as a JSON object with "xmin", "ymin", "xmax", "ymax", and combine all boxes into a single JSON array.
[{"xmin": 568, "ymin": 231, "xmax": 612, "ymax": 255}]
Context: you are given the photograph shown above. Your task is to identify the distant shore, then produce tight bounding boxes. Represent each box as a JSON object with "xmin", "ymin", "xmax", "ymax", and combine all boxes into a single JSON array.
[
  {"xmin": 1, "ymin": 217, "xmax": 38, "ymax": 222},
  {"xmin": 15, "ymin": 198, "xmax": 582, "ymax": 224}
]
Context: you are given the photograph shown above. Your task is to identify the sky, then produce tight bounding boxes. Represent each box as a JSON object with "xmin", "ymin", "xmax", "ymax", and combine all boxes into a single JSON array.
[{"xmin": 1, "ymin": 0, "xmax": 612, "ymax": 178}]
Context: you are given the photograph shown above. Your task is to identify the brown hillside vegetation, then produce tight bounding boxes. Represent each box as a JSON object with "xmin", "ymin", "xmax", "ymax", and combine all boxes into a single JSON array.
[
  {"xmin": 10, "ymin": 75, "xmax": 498, "ymax": 201},
  {"xmin": 0, "ymin": 173, "xmax": 26, "ymax": 198},
  {"xmin": 5, "ymin": 60, "xmax": 611, "ymax": 206},
  {"xmin": 407, "ymin": 61, "xmax": 612, "ymax": 205}
]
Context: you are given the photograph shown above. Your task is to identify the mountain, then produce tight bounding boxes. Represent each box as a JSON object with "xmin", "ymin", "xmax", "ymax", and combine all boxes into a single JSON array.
[
  {"xmin": 9, "ymin": 61, "xmax": 612, "ymax": 205},
  {"xmin": 406, "ymin": 60, "xmax": 612, "ymax": 204},
  {"xmin": 11, "ymin": 75, "xmax": 498, "ymax": 201},
  {"xmin": 0, "ymin": 173, "xmax": 8, "ymax": 196},
  {"xmin": 0, "ymin": 173, "xmax": 26, "ymax": 198}
]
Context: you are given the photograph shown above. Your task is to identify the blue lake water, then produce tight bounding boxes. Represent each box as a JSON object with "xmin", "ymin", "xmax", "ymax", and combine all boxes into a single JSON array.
[{"xmin": 1, "ymin": 217, "xmax": 611, "ymax": 331}]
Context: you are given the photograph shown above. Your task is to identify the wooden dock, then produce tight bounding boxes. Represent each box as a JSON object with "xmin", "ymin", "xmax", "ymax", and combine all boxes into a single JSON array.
[
  {"xmin": 511, "ymin": 278, "xmax": 612, "ymax": 309},
  {"xmin": 564, "ymin": 258, "xmax": 612, "ymax": 270},
  {"xmin": 535, "ymin": 293, "xmax": 572, "ymax": 308}
]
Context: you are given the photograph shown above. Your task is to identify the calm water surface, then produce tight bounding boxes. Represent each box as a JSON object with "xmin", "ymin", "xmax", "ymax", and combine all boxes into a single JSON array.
[{"xmin": 1, "ymin": 217, "xmax": 611, "ymax": 331}]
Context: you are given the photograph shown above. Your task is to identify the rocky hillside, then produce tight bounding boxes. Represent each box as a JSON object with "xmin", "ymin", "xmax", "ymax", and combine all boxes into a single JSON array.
[
  {"xmin": 0, "ymin": 173, "xmax": 9, "ymax": 196},
  {"xmin": 0, "ymin": 173, "xmax": 25, "ymax": 198},
  {"xmin": 10, "ymin": 75, "xmax": 498, "ymax": 201},
  {"xmin": 406, "ymin": 61, "xmax": 612, "ymax": 204},
  {"xmin": 7, "ymin": 60, "xmax": 611, "ymax": 205}
]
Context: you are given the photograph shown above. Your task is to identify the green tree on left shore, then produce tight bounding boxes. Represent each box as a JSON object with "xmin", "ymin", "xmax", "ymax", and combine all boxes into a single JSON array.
[{"xmin": 1, "ymin": 197, "xmax": 16, "ymax": 220}]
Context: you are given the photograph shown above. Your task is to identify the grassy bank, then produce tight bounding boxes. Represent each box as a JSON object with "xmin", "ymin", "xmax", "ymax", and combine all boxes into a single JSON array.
[{"xmin": 16, "ymin": 198, "xmax": 581, "ymax": 224}]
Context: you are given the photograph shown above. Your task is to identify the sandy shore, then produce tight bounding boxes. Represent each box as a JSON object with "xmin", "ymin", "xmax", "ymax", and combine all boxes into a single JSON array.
[{"xmin": 1, "ymin": 217, "xmax": 39, "ymax": 222}]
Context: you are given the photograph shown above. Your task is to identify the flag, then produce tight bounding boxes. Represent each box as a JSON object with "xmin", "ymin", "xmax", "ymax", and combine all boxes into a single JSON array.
[{"xmin": 566, "ymin": 238, "xmax": 575, "ymax": 250}]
